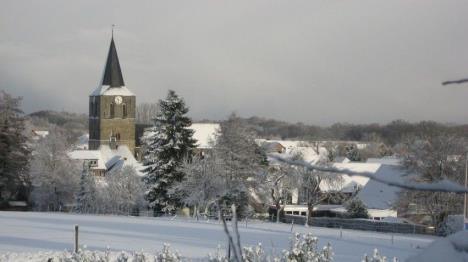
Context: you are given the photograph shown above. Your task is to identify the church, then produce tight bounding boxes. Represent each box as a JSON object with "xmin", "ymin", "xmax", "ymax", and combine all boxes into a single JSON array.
[{"xmin": 69, "ymin": 35, "xmax": 219, "ymax": 176}]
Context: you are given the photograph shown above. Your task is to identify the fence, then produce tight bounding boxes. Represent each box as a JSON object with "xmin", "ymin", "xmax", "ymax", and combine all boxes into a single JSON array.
[{"xmin": 282, "ymin": 215, "xmax": 434, "ymax": 235}]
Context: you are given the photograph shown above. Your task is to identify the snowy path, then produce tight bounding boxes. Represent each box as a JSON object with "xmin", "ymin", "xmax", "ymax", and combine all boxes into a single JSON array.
[{"xmin": 0, "ymin": 212, "xmax": 436, "ymax": 261}]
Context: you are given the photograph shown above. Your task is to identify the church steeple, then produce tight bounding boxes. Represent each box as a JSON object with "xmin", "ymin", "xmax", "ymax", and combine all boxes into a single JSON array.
[
  {"xmin": 88, "ymin": 31, "xmax": 136, "ymax": 154},
  {"xmin": 102, "ymin": 37, "xmax": 125, "ymax": 87}
]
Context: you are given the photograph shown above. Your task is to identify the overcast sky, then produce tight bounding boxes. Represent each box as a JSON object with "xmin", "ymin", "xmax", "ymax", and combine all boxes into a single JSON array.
[{"xmin": 2, "ymin": 0, "xmax": 468, "ymax": 125}]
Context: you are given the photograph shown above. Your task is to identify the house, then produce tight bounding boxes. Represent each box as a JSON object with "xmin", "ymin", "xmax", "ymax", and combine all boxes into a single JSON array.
[
  {"xmin": 31, "ymin": 130, "xmax": 49, "ymax": 141},
  {"xmin": 261, "ymin": 141, "xmax": 286, "ymax": 154},
  {"xmin": 354, "ymin": 164, "xmax": 407, "ymax": 220}
]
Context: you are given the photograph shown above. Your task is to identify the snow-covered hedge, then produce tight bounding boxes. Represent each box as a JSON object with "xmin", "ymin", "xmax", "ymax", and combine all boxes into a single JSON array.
[{"xmin": 0, "ymin": 233, "xmax": 396, "ymax": 262}]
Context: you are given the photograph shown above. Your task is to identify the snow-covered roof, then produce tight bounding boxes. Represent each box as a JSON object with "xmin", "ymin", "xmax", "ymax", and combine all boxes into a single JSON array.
[
  {"xmin": 74, "ymin": 134, "xmax": 89, "ymax": 150},
  {"xmin": 319, "ymin": 163, "xmax": 380, "ymax": 193},
  {"xmin": 333, "ymin": 157, "xmax": 350, "ymax": 163},
  {"xmin": 142, "ymin": 123, "xmax": 220, "ymax": 149},
  {"xmin": 32, "ymin": 130, "xmax": 49, "ymax": 137},
  {"xmin": 68, "ymin": 150, "xmax": 106, "ymax": 169},
  {"xmin": 312, "ymin": 204, "xmax": 344, "ymax": 212},
  {"xmin": 31, "ymin": 130, "xmax": 49, "ymax": 140},
  {"xmin": 99, "ymin": 145, "xmax": 144, "ymax": 175},
  {"xmin": 366, "ymin": 156, "xmax": 401, "ymax": 166},
  {"xmin": 91, "ymin": 85, "xmax": 135, "ymax": 96},
  {"xmin": 68, "ymin": 150, "xmax": 101, "ymax": 160},
  {"xmin": 407, "ymin": 230, "xmax": 468, "ymax": 262},
  {"xmin": 258, "ymin": 139, "xmax": 328, "ymax": 165},
  {"xmin": 355, "ymin": 164, "xmax": 408, "ymax": 210},
  {"xmin": 191, "ymin": 123, "xmax": 220, "ymax": 149},
  {"xmin": 68, "ymin": 145, "xmax": 144, "ymax": 176}
]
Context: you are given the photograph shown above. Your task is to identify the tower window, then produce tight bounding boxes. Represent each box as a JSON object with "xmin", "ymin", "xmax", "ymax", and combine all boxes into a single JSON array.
[
  {"xmin": 123, "ymin": 104, "xmax": 127, "ymax": 118},
  {"xmin": 94, "ymin": 102, "xmax": 98, "ymax": 117},
  {"xmin": 110, "ymin": 103, "xmax": 115, "ymax": 118}
]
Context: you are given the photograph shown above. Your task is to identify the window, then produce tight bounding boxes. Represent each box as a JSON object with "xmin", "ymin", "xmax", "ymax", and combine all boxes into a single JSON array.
[
  {"xmin": 123, "ymin": 104, "xmax": 127, "ymax": 118},
  {"xmin": 94, "ymin": 102, "xmax": 98, "ymax": 117},
  {"xmin": 110, "ymin": 103, "xmax": 115, "ymax": 118}
]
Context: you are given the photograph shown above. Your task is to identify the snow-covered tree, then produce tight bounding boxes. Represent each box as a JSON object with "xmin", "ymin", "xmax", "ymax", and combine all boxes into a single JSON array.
[
  {"xmin": 214, "ymin": 113, "xmax": 267, "ymax": 216},
  {"xmin": 346, "ymin": 198, "xmax": 369, "ymax": 219},
  {"xmin": 30, "ymin": 127, "xmax": 80, "ymax": 211},
  {"xmin": 0, "ymin": 90, "xmax": 30, "ymax": 205},
  {"xmin": 168, "ymin": 154, "xmax": 226, "ymax": 219},
  {"xmin": 104, "ymin": 166, "xmax": 146, "ymax": 214},
  {"xmin": 215, "ymin": 114, "xmax": 267, "ymax": 182},
  {"xmin": 396, "ymin": 134, "xmax": 465, "ymax": 235},
  {"xmin": 297, "ymin": 155, "xmax": 344, "ymax": 224},
  {"xmin": 283, "ymin": 233, "xmax": 333, "ymax": 262},
  {"xmin": 142, "ymin": 90, "xmax": 197, "ymax": 213},
  {"xmin": 264, "ymin": 163, "xmax": 299, "ymax": 223},
  {"xmin": 362, "ymin": 249, "xmax": 397, "ymax": 262},
  {"xmin": 75, "ymin": 167, "xmax": 97, "ymax": 213}
]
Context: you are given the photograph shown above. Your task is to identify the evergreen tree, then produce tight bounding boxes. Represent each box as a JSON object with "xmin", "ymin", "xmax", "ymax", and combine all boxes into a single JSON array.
[
  {"xmin": 346, "ymin": 198, "xmax": 369, "ymax": 218},
  {"xmin": 0, "ymin": 90, "xmax": 30, "ymax": 205},
  {"xmin": 142, "ymin": 90, "xmax": 196, "ymax": 213}
]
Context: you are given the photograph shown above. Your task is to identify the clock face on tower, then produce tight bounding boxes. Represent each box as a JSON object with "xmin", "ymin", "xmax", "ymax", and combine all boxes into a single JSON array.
[{"xmin": 114, "ymin": 96, "xmax": 123, "ymax": 105}]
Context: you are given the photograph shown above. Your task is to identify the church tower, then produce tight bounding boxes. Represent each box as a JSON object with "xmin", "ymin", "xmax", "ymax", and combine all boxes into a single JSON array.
[{"xmin": 89, "ymin": 36, "xmax": 136, "ymax": 154}]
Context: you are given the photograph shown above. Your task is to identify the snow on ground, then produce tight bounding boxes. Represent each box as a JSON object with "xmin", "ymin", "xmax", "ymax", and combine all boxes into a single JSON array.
[{"xmin": 0, "ymin": 212, "xmax": 437, "ymax": 261}]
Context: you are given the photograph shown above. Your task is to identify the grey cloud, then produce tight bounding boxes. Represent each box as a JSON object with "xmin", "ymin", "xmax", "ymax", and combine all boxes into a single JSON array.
[{"xmin": 2, "ymin": 0, "xmax": 468, "ymax": 125}]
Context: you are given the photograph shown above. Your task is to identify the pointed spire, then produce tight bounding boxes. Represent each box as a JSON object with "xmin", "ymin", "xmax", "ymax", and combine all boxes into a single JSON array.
[{"xmin": 102, "ymin": 33, "xmax": 125, "ymax": 88}]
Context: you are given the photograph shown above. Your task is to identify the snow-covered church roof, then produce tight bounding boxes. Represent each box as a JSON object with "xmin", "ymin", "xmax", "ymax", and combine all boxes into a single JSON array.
[{"xmin": 90, "ymin": 36, "xmax": 134, "ymax": 97}]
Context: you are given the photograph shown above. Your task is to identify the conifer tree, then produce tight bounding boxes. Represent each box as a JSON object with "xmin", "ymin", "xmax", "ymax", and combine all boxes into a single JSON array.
[
  {"xmin": 142, "ymin": 90, "xmax": 196, "ymax": 213},
  {"xmin": 75, "ymin": 167, "xmax": 97, "ymax": 213},
  {"xmin": 346, "ymin": 198, "xmax": 369, "ymax": 218},
  {"xmin": 0, "ymin": 91, "xmax": 30, "ymax": 205}
]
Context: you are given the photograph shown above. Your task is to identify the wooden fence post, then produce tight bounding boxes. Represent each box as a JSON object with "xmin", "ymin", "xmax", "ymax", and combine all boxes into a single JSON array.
[{"xmin": 74, "ymin": 225, "xmax": 79, "ymax": 253}]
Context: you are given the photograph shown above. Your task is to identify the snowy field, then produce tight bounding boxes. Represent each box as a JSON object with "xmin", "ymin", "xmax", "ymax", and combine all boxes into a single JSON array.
[{"xmin": 0, "ymin": 212, "xmax": 437, "ymax": 261}]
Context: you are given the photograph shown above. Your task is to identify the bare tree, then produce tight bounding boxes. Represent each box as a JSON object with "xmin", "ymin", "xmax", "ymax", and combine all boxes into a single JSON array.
[
  {"xmin": 214, "ymin": 113, "xmax": 267, "ymax": 216},
  {"xmin": 396, "ymin": 135, "xmax": 465, "ymax": 234},
  {"xmin": 136, "ymin": 102, "xmax": 159, "ymax": 124},
  {"xmin": 30, "ymin": 127, "xmax": 80, "ymax": 211},
  {"xmin": 168, "ymin": 154, "xmax": 226, "ymax": 219},
  {"xmin": 265, "ymin": 163, "xmax": 298, "ymax": 223},
  {"xmin": 100, "ymin": 166, "xmax": 146, "ymax": 214}
]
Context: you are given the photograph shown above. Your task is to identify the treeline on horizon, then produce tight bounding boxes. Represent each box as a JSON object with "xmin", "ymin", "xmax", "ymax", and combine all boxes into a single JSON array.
[
  {"xmin": 238, "ymin": 116, "xmax": 468, "ymax": 146},
  {"xmin": 28, "ymin": 110, "xmax": 468, "ymax": 146}
]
